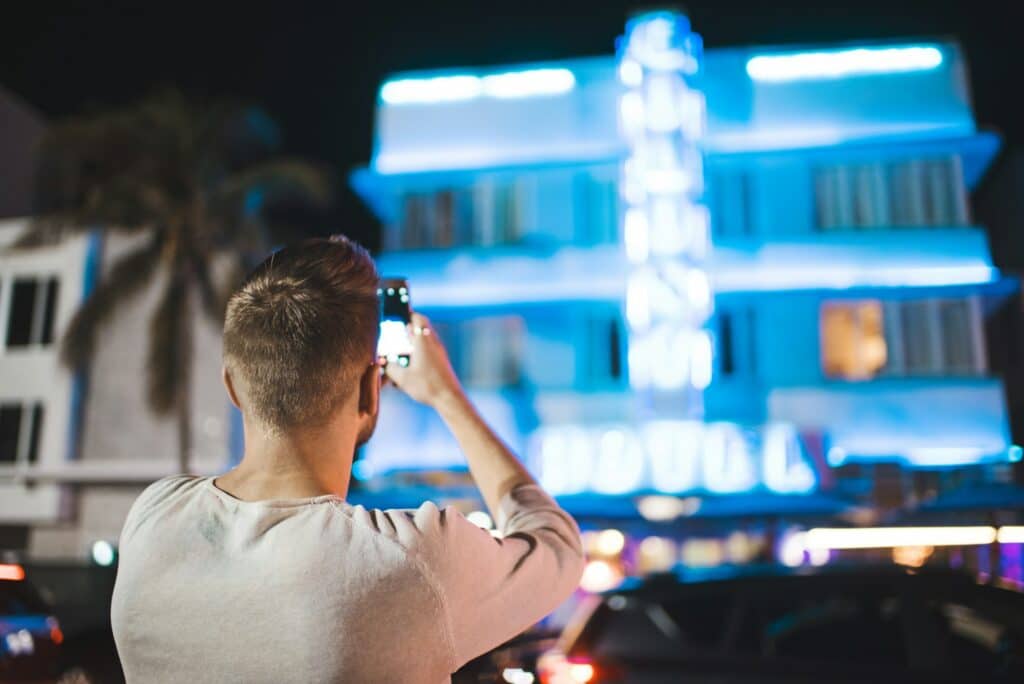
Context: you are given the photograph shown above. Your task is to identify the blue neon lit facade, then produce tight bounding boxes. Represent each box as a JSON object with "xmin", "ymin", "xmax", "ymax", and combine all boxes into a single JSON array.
[{"xmin": 352, "ymin": 15, "xmax": 1015, "ymax": 506}]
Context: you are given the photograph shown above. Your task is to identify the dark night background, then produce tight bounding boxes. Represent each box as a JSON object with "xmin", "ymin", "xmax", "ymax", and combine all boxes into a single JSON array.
[{"xmin": 2, "ymin": 0, "xmax": 1023, "ymax": 257}]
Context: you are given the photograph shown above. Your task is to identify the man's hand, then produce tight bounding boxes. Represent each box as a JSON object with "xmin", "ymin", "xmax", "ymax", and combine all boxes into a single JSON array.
[{"xmin": 384, "ymin": 313, "xmax": 465, "ymax": 410}]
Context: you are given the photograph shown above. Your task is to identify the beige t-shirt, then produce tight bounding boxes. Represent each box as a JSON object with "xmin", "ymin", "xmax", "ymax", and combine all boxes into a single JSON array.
[{"xmin": 110, "ymin": 475, "xmax": 584, "ymax": 683}]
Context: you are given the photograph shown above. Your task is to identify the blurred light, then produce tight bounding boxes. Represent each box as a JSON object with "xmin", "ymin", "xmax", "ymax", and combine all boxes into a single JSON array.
[
  {"xmin": 619, "ymin": 91, "xmax": 646, "ymax": 139},
  {"xmin": 646, "ymin": 73, "xmax": 682, "ymax": 132},
  {"xmin": 638, "ymin": 536, "xmax": 677, "ymax": 573},
  {"xmin": 687, "ymin": 269, "xmax": 712, "ymax": 313},
  {"xmin": 680, "ymin": 538, "xmax": 725, "ymax": 568},
  {"xmin": 893, "ymin": 545, "xmax": 934, "ymax": 567},
  {"xmin": 779, "ymin": 532, "xmax": 807, "ymax": 567},
  {"xmin": 763, "ymin": 423, "xmax": 817, "ymax": 494},
  {"xmin": 92, "ymin": 540, "xmax": 116, "ymax": 567},
  {"xmin": 807, "ymin": 546, "xmax": 830, "ymax": 567},
  {"xmin": 593, "ymin": 428, "xmax": 646, "ymax": 494},
  {"xmin": 690, "ymin": 330, "xmax": 714, "ymax": 390},
  {"xmin": 725, "ymin": 531, "xmax": 759, "ymax": 563},
  {"xmin": 482, "ymin": 68, "xmax": 576, "ymax": 99},
  {"xmin": 380, "ymin": 68, "xmax": 575, "ymax": 105},
  {"xmin": 381, "ymin": 75, "xmax": 482, "ymax": 104},
  {"xmin": 714, "ymin": 264, "xmax": 998, "ymax": 292},
  {"xmin": 702, "ymin": 423, "xmax": 757, "ymax": 494},
  {"xmin": 568, "ymin": 663, "xmax": 596, "ymax": 682},
  {"xmin": 636, "ymin": 495, "xmax": 688, "ymax": 522},
  {"xmin": 466, "ymin": 511, "xmax": 494, "ymax": 530},
  {"xmin": 594, "ymin": 529, "xmax": 626, "ymax": 556},
  {"xmin": 351, "ymin": 459, "xmax": 374, "ymax": 481},
  {"xmin": 502, "ymin": 667, "xmax": 535, "ymax": 684},
  {"xmin": 826, "ymin": 447, "xmax": 847, "ymax": 467},
  {"xmin": 623, "ymin": 208, "xmax": 649, "ymax": 263},
  {"xmin": 47, "ymin": 617, "xmax": 64, "ymax": 645},
  {"xmin": 618, "ymin": 58, "xmax": 643, "ymax": 86},
  {"xmin": 580, "ymin": 559, "xmax": 623, "ymax": 593},
  {"xmin": 5, "ymin": 629, "xmax": 34, "ymax": 656},
  {"xmin": 645, "ymin": 421, "xmax": 702, "ymax": 494},
  {"xmin": 0, "ymin": 563, "xmax": 25, "ymax": 581},
  {"xmin": 746, "ymin": 45, "xmax": 943, "ymax": 82},
  {"xmin": 904, "ymin": 446, "xmax": 993, "ymax": 467},
  {"xmin": 1009, "ymin": 445, "xmax": 1023, "ymax": 463},
  {"xmin": 997, "ymin": 526, "xmax": 1024, "ymax": 544},
  {"xmin": 625, "ymin": 273, "xmax": 651, "ymax": 330},
  {"xmin": 804, "ymin": 526, "xmax": 997, "ymax": 550}
]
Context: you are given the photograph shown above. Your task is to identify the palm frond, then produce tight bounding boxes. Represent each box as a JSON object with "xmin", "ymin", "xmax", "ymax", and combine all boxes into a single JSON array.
[
  {"xmin": 147, "ymin": 272, "xmax": 192, "ymax": 416},
  {"xmin": 215, "ymin": 159, "xmax": 333, "ymax": 214},
  {"xmin": 60, "ymin": 234, "xmax": 164, "ymax": 370}
]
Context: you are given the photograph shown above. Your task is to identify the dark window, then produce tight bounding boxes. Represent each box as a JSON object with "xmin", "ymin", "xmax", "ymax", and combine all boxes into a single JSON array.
[
  {"xmin": 28, "ymin": 404, "xmax": 43, "ymax": 464},
  {"xmin": 6, "ymin": 279, "xmax": 36, "ymax": 347},
  {"xmin": 0, "ymin": 404, "xmax": 21, "ymax": 463},
  {"xmin": 609, "ymin": 319, "xmax": 621, "ymax": 380},
  {"xmin": 5, "ymin": 277, "xmax": 59, "ymax": 348},
  {"xmin": 41, "ymin": 278, "xmax": 59, "ymax": 345},
  {"xmin": 718, "ymin": 312, "xmax": 735, "ymax": 376}
]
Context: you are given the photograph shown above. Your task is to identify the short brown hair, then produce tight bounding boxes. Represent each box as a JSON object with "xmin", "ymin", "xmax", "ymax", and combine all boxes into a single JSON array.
[{"xmin": 223, "ymin": 235, "xmax": 379, "ymax": 431}]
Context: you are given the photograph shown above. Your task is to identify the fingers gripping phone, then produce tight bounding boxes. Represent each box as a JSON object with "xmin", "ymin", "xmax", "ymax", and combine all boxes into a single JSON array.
[{"xmin": 377, "ymin": 277, "xmax": 412, "ymax": 368}]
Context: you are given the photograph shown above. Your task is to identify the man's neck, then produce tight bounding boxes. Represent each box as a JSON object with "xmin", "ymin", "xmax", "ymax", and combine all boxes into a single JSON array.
[{"xmin": 215, "ymin": 419, "xmax": 356, "ymax": 501}]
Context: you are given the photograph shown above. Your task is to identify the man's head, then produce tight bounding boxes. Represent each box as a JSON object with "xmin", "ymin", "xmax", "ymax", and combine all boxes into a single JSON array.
[{"xmin": 222, "ymin": 235, "xmax": 380, "ymax": 444}]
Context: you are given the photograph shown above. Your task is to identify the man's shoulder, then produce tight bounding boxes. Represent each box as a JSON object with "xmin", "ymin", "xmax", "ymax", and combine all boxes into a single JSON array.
[
  {"xmin": 120, "ymin": 475, "xmax": 204, "ymax": 543},
  {"xmin": 135, "ymin": 474, "xmax": 205, "ymax": 510},
  {"xmin": 341, "ymin": 499, "xmax": 456, "ymax": 553}
]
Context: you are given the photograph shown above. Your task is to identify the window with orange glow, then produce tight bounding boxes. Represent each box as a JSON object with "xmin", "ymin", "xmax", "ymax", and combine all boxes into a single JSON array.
[{"xmin": 821, "ymin": 300, "xmax": 888, "ymax": 380}]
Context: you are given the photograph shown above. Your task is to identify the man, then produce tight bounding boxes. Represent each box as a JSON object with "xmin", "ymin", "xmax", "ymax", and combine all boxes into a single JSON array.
[{"xmin": 110, "ymin": 236, "xmax": 585, "ymax": 683}]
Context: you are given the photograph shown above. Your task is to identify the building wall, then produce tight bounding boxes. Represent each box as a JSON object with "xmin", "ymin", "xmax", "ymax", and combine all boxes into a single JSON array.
[{"xmin": 0, "ymin": 87, "xmax": 45, "ymax": 220}]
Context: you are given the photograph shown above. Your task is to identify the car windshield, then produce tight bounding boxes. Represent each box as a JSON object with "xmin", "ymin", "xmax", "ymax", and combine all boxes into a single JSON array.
[
  {"xmin": 571, "ymin": 574, "xmax": 1024, "ymax": 677},
  {"xmin": 0, "ymin": 580, "xmax": 50, "ymax": 616}
]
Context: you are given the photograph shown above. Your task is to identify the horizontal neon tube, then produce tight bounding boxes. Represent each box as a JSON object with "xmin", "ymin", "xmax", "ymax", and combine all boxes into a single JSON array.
[
  {"xmin": 997, "ymin": 526, "xmax": 1024, "ymax": 544},
  {"xmin": 804, "ymin": 526, "xmax": 997, "ymax": 550},
  {"xmin": 381, "ymin": 68, "xmax": 575, "ymax": 105},
  {"xmin": 747, "ymin": 45, "xmax": 943, "ymax": 83}
]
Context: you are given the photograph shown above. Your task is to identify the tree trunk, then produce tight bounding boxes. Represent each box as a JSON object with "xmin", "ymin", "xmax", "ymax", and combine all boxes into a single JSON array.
[
  {"xmin": 176, "ymin": 281, "xmax": 194, "ymax": 475},
  {"xmin": 177, "ymin": 395, "xmax": 192, "ymax": 475}
]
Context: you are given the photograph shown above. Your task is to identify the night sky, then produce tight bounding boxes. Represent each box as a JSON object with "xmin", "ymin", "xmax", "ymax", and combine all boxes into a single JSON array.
[{"xmin": 2, "ymin": 0, "xmax": 1022, "ymax": 249}]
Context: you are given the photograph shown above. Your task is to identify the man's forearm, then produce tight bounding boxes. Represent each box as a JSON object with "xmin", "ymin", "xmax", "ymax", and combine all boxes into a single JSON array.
[{"xmin": 434, "ymin": 389, "xmax": 536, "ymax": 518}]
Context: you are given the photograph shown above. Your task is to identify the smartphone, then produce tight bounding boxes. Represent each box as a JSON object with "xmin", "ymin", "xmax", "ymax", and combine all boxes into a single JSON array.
[{"xmin": 377, "ymin": 277, "xmax": 412, "ymax": 367}]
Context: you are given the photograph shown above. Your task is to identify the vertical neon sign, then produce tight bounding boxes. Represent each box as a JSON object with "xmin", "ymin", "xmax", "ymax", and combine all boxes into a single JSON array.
[{"xmin": 619, "ymin": 10, "xmax": 712, "ymax": 418}]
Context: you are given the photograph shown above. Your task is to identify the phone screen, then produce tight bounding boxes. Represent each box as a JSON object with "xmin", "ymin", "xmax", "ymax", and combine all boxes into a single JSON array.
[{"xmin": 377, "ymin": 277, "xmax": 412, "ymax": 367}]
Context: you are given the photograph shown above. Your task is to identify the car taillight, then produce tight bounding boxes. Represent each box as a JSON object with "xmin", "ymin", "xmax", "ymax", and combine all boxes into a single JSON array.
[
  {"xmin": 538, "ymin": 653, "xmax": 598, "ymax": 684},
  {"xmin": 47, "ymin": 617, "xmax": 64, "ymax": 645},
  {"xmin": 0, "ymin": 563, "xmax": 25, "ymax": 581}
]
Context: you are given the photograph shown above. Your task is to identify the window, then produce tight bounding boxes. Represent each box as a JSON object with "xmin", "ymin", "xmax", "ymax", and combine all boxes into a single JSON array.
[
  {"xmin": 581, "ymin": 314, "xmax": 624, "ymax": 388},
  {"xmin": 5, "ymin": 277, "xmax": 59, "ymax": 349},
  {"xmin": 709, "ymin": 169, "xmax": 753, "ymax": 238},
  {"xmin": 715, "ymin": 307, "xmax": 756, "ymax": 379},
  {"xmin": 821, "ymin": 298, "xmax": 983, "ymax": 380},
  {"xmin": 434, "ymin": 316, "xmax": 525, "ymax": 390},
  {"xmin": 391, "ymin": 178, "xmax": 530, "ymax": 250},
  {"xmin": 813, "ymin": 157, "xmax": 968, "ymax": 231},
  {"xmin": 821, "ymin": 301, "xmax": 887, "ymax": 380},
  {"xmin": 0, "ymin": 402, "xmax": 44, "ymax": 464}
]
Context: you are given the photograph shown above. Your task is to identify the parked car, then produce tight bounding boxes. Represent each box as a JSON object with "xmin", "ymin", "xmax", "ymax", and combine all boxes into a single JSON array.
[
  {"xmin": 536, "ymin": 565, "xmax": 1024, "ymax": 683},
  {"xmin": 1, "ymin": 563, "xmax": 66, "ymax": 682}
]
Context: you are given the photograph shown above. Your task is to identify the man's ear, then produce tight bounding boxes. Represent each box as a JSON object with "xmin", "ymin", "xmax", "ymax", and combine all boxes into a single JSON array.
[
  {"xmin": 222, "ymin": 367, "xmax": 242, "ymax": 410},
  {"xmin": 357, "ymin": 363, "xmax": 381, "ymax": 418}
]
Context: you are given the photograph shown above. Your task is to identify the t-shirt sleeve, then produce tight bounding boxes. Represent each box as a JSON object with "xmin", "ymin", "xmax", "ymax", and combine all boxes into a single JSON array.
[{"xmin": 394, "ymin": 484, "xmax": 585, "ymax": 669}]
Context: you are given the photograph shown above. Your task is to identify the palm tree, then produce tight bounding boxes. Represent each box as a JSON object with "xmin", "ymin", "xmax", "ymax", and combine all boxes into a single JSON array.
[{"xmin": 12, "ymin": 89, "xmax": 333, "ymax": 473}]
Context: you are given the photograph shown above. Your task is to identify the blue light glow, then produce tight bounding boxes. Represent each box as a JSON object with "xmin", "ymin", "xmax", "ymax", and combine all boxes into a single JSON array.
[
  {"xmin": 746, "ymin": 45, "xmax": 943, "ymax": 83},
  {"xmin": 533, "ymin": 421, "xmax": 816, "ymax": 496},
  {"xmin": 380, "ymin": 68, "xmax": 575, "ymax": 105}
]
